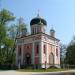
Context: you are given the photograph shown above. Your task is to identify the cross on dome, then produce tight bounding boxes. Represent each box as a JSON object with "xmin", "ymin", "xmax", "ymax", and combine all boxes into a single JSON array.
[
  {"xmin": 37, "ymin": 9, "xmax": 40, "ymax": 17},
  {"xmin": 50, "ymin": 25, "xmax": 55, "ymax": 32}
]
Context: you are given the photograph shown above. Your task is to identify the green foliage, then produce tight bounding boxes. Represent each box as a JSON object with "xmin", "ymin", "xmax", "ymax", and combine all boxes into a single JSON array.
[
  {"xmin": 8, "ymin": 24, "xmax": 17, "ymax": 39},
  {"xmin": 17, "ymin": 17, "xmax": 28, "ymax": 35},
  {"xmin": 0, "ymin": 9, "xmax": 15, "ymax": 24},
  {"xmin": 65, "ymin": 44, "xmax": 75, "ymax": 65},
  {"xmin": 60, "ymin": 44, "xmax": 66, "ymax": 64},
  {"xmin": 65, "ymin": 36, "xmax": 75, "ymax": 65},
  {"xmin": 8, "ymin": 17, "xmax": 28, "ymax": 40},
  {"xmin": 0, "ymin": 9, "xmax": 28, "ymax": 69},
  {"xmin": 0, "ymin": 9, "xmax": 15, "ymax": 65}
]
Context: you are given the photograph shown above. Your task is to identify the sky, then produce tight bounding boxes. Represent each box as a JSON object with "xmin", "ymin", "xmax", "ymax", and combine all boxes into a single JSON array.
[{"xmin": 0, "ymin": 0, "xmax": 75, "ymax": 45}]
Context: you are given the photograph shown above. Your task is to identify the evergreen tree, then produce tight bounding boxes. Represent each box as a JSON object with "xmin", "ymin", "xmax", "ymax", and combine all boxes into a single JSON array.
[{"xmin": 65, "ymin": 36, "xmax": 75, "ymax": 66}]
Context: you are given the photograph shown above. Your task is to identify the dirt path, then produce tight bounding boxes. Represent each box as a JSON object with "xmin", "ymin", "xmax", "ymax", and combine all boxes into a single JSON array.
[{"xmin": 0, "ymin": 70, "xmax": 75, "ymax": 75}]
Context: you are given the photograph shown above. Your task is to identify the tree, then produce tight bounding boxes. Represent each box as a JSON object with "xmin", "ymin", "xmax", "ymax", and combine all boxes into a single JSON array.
[
  {"xmin": 17, "ymin": 17, "xmax": 28, "ymax": 36},
  {"xmin": 65, "ymin": 36, "xmax": 75, "ymax": 66},
  {"xmin": 0, "ymin": 9, "xmax": 15, "ymax": 24},
  {"xmin": 0, "ymin": 9, "xmax": 15, "ymax": 48},
  {"xmin": 8, "ymin": 17, "xmax": 28, "ymax": 39},
  {"xmin": 0, "ymin": 9, "xmax": 28, "ymax": 67},
  {"xmin": 8, "ymin": 24, "xmax": 17, "ymax": 40},
  {"xmin": 7, "ymin": 17, "xmax": 28, "ymax": 65},
  {"xmin": 65, "ymin": 45, "xmax": 75, "ymax": 65},
  {"xmin": 70, "ymin": 36, "xmax": 75, "ymax": 45},
  {"xmin": 0, "ymin": 9, "xmax": 15, "ymax": 65},
  {"xmin": 60, "ymin": 43, "xmax": 67, "ymax": 64}
]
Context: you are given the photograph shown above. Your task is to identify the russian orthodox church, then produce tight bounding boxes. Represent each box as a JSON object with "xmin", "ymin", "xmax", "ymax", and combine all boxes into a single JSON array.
[{"xmin": 16, "ymin": 13, "xmax": 60, "ymax": 68}]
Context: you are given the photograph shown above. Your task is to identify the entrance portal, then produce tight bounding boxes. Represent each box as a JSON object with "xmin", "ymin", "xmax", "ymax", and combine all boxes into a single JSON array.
[
  {"xmin": 49, "ymin": 53, "xmax": 54, "ymax": 65},
  {"xmin": 25, "ymin": 53, "xmax": 31, "ymax": 65}
]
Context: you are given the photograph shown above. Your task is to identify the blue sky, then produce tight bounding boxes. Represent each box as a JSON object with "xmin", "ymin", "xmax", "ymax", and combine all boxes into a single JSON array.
[{"xmin": 1, "ymin": 0, "xmax": 75, "ymax": 44}]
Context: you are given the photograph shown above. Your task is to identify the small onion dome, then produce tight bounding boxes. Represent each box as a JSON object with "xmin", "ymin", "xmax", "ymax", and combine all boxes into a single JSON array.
[
  {"xmin": 50, "ymin": 28, "xmax": 55, "ymax": 32},
  {"xmin": 50, "ymin": 28, "xmax": 55, "ymax": 37},
  {"xmin": 30, "ymin": 15, "xmax": 47, "ymax": 26}
]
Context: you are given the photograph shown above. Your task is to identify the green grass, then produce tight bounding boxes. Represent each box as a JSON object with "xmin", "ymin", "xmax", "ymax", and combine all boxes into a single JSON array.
[{"xmin": 17, "ymin": 68, "xmax": 68, "ymax": 72}]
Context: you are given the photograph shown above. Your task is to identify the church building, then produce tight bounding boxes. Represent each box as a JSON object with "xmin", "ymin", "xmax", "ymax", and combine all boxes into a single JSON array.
[{"xmin": 16, "ymin": 13, "xmax": 60, "ymax": 68}]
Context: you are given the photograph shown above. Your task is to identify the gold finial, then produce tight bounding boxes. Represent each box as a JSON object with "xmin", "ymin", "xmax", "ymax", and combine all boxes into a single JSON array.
[
  {"xmin": 50, "ymin": 24, "xmax": 55, "ymax": 32},
  {"xmin": 51, "ymin": 24, "xmax": 53, "ymax": 28}
]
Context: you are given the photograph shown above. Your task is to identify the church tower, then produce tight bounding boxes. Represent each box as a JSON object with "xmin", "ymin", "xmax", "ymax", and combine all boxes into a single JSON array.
[{"xmin": 50, "ymin": 27, "xmax": 55, "ymax": 37}]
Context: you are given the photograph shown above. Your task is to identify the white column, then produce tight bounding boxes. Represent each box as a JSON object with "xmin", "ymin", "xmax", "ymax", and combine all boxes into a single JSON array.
[
  {"xmin": 53, "ymin": 45, "xmax": 56, "ymax": 68},
  {"xmin": 39, "ymin": 41, "xmax": 43, "ymax": 67},
  {"xmin": 21, "ymin": 45, "xmax": 23, "ymax": 65},
  {"xmin": 46, "ymin": 43, "xmax": 49, "ymax": 68},
  {"xmin": 58, "ymin": 43, "xmax": 60, "ymax": 67},
  {"xmin": 32, "ymin": 43, "xmax": 34, "ymax": 64}
]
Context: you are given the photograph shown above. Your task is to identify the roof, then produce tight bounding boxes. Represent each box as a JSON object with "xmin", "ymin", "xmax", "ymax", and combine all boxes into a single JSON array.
[
  {"xmin": 16, "ymin": 33, "xmax": 60, "ymax": 41},
  {"xmin": 30, "ymin": 17, "xmax": 47, "ymax": 25}
]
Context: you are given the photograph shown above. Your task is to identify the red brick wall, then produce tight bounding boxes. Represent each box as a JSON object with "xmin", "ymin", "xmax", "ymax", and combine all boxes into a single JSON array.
[
  {"xmin": 18, "ymin": 45, "xmax": 21, "ymax": 56},
  {"xmin": 24, "ymin": 43, "xmax": 32, "ymax": 55},
  {"xmin": 34, "ymin": 43, "xmax": 39, "ymax": 64},
  {"xmin": 34, "ymin": 44, "xmax": 39, "ymax": 56},
  {"xmin": 34, "ymin": 57, "xmax": 39, "ymax": 64}
]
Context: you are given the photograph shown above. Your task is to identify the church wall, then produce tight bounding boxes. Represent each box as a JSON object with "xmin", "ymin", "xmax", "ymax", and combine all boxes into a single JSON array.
[
  {"xmin": 41, "ymin": 35, "xmax": 60, "ymax": 68},
  {"xmin": 54, "ymin": 42, "xmax": 60, "ymax": 67},
  {"xmin": 34, "ymin": 42, "xmax": 39, "ymax": 64},
  {"xmin": 23, "ymin": 43, "xmax": 32, "ymax": 55},
  {"xmin": 23, "ymin": 43, "xmax": 32, "ymax": 62},
  {"xmin": 47, "ymin": 44, "xmax": 52, "ymax": 64},
  {"xmin": 16, "ymin": 33, "xmax": 60, "ymax": 68},
  {"xmin": 16, "ymin": 34, "xmax": 42, "ymax": 65}
]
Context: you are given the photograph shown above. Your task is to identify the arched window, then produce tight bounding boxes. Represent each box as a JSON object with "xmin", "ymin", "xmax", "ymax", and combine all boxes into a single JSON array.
[
  {"xmin": 18, "ymin": 47, "xmax": 21, "ymax": 56},
  {"xmin": 33, "ymin": 28, "xmax": 34, "ymax": 34},
  {"xmin": 32, "ymin": 28, "xmax": 35, "ymax": 34},
  {"xmin": 44, "ymin": 45, "xmax": 46, "ymax": 54},
  {"xmin": 36, "ymin": 44, "xmax": 39, "ymax": 54},
  {"xmin": 49, "ymin": 52, "xmax": 54, "ymax": 65},
  {"xmin": 56, "ymin": 48, "xmax": 58, "ymax": 56}
]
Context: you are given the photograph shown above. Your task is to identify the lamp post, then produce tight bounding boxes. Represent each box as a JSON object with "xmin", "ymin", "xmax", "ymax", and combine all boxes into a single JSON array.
[
  {"xmin": 1, "ymin": 45, "xmax": 4, "ymax": 49},
  {"xmin": 1, "ymin": 45, "xmax": 4, "ymax": 54}
]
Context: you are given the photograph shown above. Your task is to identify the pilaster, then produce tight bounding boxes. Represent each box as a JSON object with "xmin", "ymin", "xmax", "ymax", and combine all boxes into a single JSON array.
[
  {"xmin": 21, "ymin": 45, "xmax": 23, "ymax": 65},
  {"xmin": 32, "ymin": 43, "xmax": 34, "ymax": 64},
  {"xmin": 39, "ymin": 41, "xmax": 43, "ymax": 64}
]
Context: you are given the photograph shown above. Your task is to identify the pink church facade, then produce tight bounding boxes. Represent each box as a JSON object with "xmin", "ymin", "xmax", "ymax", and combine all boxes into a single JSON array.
[{"xmin": 16, "ymin": 14, "xmax": 60, "ymax": 68}]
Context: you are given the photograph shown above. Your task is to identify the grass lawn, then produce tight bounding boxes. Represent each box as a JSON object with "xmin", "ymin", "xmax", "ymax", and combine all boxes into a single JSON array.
[{"xmin": 17, "ymin": 68, "xmax": 69, "ymax": 72}]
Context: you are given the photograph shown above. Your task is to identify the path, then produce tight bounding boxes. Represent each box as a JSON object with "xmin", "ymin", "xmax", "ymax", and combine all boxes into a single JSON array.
[{"xmin": 0, "ymin": 70, "xmax": 75, "ymax": 75}]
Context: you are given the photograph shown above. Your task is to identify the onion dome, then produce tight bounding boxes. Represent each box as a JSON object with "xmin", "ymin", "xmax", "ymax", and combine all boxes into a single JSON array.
[
  {"xmin": 50, "ymin": 28, "xmax": 55, "ymax": 32},
  {"xmin": 50, "ymin": 27, "xmax": 55, "ymax": 37},
  {"xmin": 30, "ymin": 13, "xmax": 47, "ymax": 26}
]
